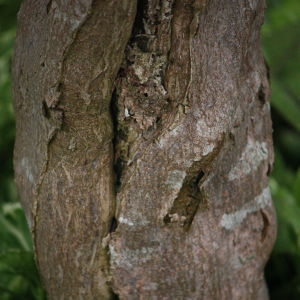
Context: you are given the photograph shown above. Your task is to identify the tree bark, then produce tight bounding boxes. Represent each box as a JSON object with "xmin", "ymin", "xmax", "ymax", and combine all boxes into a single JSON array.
[{"xmin": 12, "ymin": 0, "xmax": 276, "ymax": 299}]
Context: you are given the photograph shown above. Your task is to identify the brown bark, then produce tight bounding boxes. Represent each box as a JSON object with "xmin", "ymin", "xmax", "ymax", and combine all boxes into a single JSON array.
[{"xmin": 12, "ymin": 0, "xmax": 276, "ymax": 299}]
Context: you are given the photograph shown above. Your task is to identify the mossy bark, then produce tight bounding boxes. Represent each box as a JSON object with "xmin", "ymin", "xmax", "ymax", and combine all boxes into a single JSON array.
[{"xmin": 13, "ymin": 0, "xmax": 276, "ymax": 299}]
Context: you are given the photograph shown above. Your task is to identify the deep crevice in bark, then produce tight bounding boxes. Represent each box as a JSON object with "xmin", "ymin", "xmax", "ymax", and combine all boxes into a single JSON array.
[
  {"xmin": 110, "ymin": 87, "xmax": 123, "ymax": 194},
  {"xmin": 164, "ymin": 162, "xmax": 207, "ymax": 230},
  {"xmin": 110, "ymin": 291, "xmax": 120, "ymax": 300},
  {"xmin": 109, "ymin": 217, "xmax": 118, "ymax": 234},
  {"xmin": 46, "ymin": 0, "xmax": 52, "ymax": 14},
  {"xmin": 131, "ymin": 0, "xmax": 148, "ymax": 36},
  {"xmin": 110, "ymin": 0, "xmax": 152, "ymax": 196}
]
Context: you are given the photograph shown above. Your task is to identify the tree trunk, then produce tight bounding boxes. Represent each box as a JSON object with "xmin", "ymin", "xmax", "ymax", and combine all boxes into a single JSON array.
[{"xmin": 12, "ymin": 0, "xmax": 276, "ymax": 299}]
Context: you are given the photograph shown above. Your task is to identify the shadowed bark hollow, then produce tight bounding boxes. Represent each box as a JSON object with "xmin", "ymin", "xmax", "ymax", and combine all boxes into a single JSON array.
[{"xmin": 12, "ymin": 0, "xmax": 276, "ymax": 299}]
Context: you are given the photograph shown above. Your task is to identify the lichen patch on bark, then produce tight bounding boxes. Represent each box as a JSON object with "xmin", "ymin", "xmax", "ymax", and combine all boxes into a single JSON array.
[{"xmin": 220, "ymin": 186, "xmax": 272, "ymax": 230}]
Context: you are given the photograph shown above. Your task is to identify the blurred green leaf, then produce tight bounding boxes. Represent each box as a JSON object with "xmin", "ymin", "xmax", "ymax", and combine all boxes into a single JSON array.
[
  {"xmin": 0, "ymin": 250, "xmax": 46, "ymax": 300},
  {"xmin": 0, "ymin": 202, "xmax": 31, "ymax": 251},
  {"xmin": 0, "ymin": 201, "xmax": 46, "ymax": 299},
  {"xmin": 270, "ymin": 80, "xmax": 300, "ymax": 131},
  {"xmin": 293, "ymin": 169, "xmax": 300, "ymax": 204},
  {"xmin": 0, "ymin": 1, "xmax": 22, "ymax": 32},
  {"xmin": 270, "ymin": 178, "xmax": 300, "ymax": 253},
  {"xmin": 264, "ymin": 0, "xmax": 300, "ymax": 35},
  {"xmin": 271, "ymin": 150, "xmax": 295, "ymax": 188},
  {"xmin": 0, "ymin": 250, "xmax": 37, "ymax": 281}
]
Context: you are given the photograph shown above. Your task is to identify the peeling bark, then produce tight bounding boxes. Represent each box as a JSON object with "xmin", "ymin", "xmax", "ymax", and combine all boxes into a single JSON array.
[{"xmin": 13, "ymin": 0, "xmax": 276, "ymax": 299}]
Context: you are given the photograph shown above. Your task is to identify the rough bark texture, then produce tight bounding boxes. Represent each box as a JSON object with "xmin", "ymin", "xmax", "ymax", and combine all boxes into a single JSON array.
[{"xmin": 12, "ymin": 0, "xmax": 276, "ymax": 299}]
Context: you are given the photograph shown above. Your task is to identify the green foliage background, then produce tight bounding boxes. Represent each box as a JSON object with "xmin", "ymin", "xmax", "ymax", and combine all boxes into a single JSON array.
[
  {"xmin": 0, "ymin": 0, "xmax": 299, "ymax": 299},
  {"xmin": 263, "ymin": 1, "xmax": 300, "ymax": 298}
]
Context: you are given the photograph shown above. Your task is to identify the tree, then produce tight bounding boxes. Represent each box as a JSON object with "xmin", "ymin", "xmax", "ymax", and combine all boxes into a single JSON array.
[{"xmin": 12, "ymin": 0, "xmax": 276, "ymax": 299}]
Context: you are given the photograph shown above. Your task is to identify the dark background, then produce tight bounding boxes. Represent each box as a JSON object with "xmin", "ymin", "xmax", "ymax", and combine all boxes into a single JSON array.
[{"xmin": 0, "ymin": 0, "xmax": 299, "ymax": 299}]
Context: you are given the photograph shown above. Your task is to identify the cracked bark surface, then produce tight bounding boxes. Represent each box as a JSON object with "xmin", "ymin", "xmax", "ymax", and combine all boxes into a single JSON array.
[{"xmin": 12, "ymin": 0, "xmax": 276, "ymax": 299}]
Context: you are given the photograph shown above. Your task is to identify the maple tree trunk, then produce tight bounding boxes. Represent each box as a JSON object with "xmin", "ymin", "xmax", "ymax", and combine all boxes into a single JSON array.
[{"xmin": 12, "ymin": 0, "xmax": 276, "ymax": 299}]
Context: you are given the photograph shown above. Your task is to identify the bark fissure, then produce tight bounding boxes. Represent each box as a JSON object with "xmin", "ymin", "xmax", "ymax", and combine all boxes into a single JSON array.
[
  {"xmin": 110, "ymin": 87, "xmax": 123, "ymax": 193},
  {"xmin": 111, "ymin": 0, "xmax": 172, "ymax": 197},
  {"xmin": 109, "ymin": 217, "xmax": 118, "ymax": 234},
  {"xmin": 110, "ymin": 290, "xmax": 120, "ymax": 300},
  {"xmin": 163, "ymin": 166, "xmax": 207, "ymax": 230}
]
